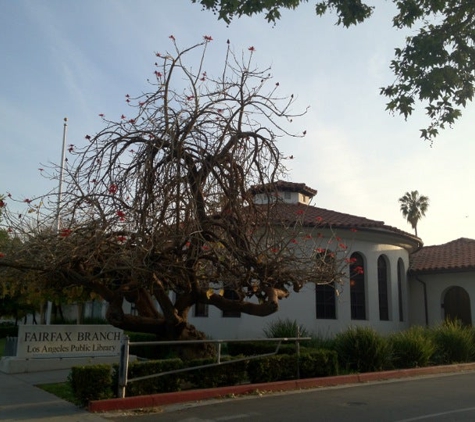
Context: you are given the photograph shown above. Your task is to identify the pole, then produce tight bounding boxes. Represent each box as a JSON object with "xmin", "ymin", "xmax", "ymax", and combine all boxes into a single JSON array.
[
  {"xmin": 118, "ymin": 335, "xmax": 130, "ymax": 398},
  {"xmin": 45, "ymin": 117, "xmax": 68, "ymax": 326}
]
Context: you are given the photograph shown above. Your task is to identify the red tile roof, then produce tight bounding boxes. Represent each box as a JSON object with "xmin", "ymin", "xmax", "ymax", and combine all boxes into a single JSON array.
[
  {"xmin": 264, "ymin": 203, "xmax": 419, "ymax": 241},
  {"xmin": 410, "ymin": 238, "xmax": 475, "ymax": 274}
]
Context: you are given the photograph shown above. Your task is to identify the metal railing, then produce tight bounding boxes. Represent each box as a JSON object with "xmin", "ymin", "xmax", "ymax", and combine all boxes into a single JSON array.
[{"xmin": 118, "ymin": 336, "xmax": 311, "ymax": 398}]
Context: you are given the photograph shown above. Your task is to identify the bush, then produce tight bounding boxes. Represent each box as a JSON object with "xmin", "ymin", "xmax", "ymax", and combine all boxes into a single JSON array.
[
  {"xmin": 119, "ymin": 358, "xmax": 184, "ymax": 396},
  {"xmin": 263, "ymin": 318, "xmax": 310, "ymax": 339},
  {"xmin": 334, "ymin": 326, "xmax": 392, "ymax": 373},
  {"xmin": 185, "ymin": 356, "xmax": 248, "ymax": 388},
  {"xmin": 227, "ymin": 341, "xmax": 298, "ymax": 356},
  {"xmin": 247, "ymin": 354, "xmax": 298, "ymax": 383},
  {"xmin": 299, "ymin": 350, "xmax": 339, "ymax": 378},
  {"xmin": 69, "ymin": 364, "xmax": 114, "ymax": 406},
  {"xmin": 430, "ymin": 319, "xmax": 475, "ymax": 365},
  {"xmin": 389, "ymin": 326, "xmax": 435, "ymax": 369},
  {"xmin": 0, "ymin": 323, "xmax": 17, "ymax": 339}
]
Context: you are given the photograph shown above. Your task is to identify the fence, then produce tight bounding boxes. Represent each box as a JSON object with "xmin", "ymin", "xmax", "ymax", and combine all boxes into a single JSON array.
[{"xmin": 118, "ymin": 336, "xmax": 311, "ymax": 398}]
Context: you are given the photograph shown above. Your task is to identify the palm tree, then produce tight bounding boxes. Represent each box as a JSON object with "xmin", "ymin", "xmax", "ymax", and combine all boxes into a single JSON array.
[{"xmin": 399, "ymin": 191, "xmax": 429, "ymax": 237}]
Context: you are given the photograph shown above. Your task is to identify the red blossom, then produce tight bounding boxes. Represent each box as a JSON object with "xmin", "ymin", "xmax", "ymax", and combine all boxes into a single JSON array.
[
  {"xmin": 8, "ymin": 228, "xmax": 13, "ymax": 233},
  {"xmin": 169, "ymin": 35, "xmax": 175, "ymax": 41},
  {"xmin": 117, "ymin": 236, "xmax": 127, "ymax": 243},
  {"xmin": 128, "ymin": 119, "xmax": 136, "ymax": 124},
  {"xmin": 99, "ymin": 113, "xmax": 105, "ymax": 117},
  {"xmin": 85, "ymin": 135, "xmax": 91, "ymax": 140},
  {"xmin": 315, "ymin": 216, "xmax": 323, "ymax": 223},
  {"xmin": 24, "ymin": 199, "xmax": 32, "ymax": 204},
  {"xmin": 68, "ymin": 144, "xmax": 74, "ymax": 153},
  {"xmin": 315, "ymin": 248, "xmax": 326, "ymax": 254},
  {"xmin": 296, "ymin": 209, "xmax": 304, "ymax": 215},
  {"xmin": 121, "ymin": 114, "xmax": 126, "ymax": 119},
  {"xmin": 0, "ymin": 200, "xmax": 5, "ymax": 208},
  {"xmin": 354, "ymin": 266, "xmax": 364, "ymax": 275},
  {"xmin": 270, "ymin": 247, "xmax": 279, "ymax": 253},
  {"xmin": 290, "ymin": 239, "xmax": 298, "ymax": 244},
  {"xmin": 154, "ymin": 71, "xmax": 162, "ymax": 77},
  {"xmin": 0, "ymin": 253, "xmax": 4, "ymax": 258},
  {"xmin": 59, "ymin": 228, "xmax": 72, "ymax": 237},
  {"xmin": 305, "ymin": 234, "xmax": 312, "ymax": 239},
  {"xmin": 339, "ymin": 243, "xmax": 347, "ymax": 250},
  {"xmin": 203, "ymin": 35, "xmax": 213, "ymax": 42},
  {"xmin": 202, "ymin": 245, "xmax": 210, "ymax": 251},
  {"xmin": 248, "ymin": 46, "xmax": 255, "ymax": 51},
  {"xmin": 108, "ymin": 184, "xmax": 118, "ymax": 194},
  {"xmin": 155, "ymin": 52, "xmax": 161, "ymax": 57}
]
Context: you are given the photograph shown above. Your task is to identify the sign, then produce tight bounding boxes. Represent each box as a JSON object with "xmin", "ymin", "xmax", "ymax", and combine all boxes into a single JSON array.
[{"xmin": 16, "ymin": 325, "xmax": 123, "ymax": 359}]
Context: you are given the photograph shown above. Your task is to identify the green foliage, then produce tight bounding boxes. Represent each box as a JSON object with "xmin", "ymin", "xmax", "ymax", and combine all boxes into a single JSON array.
[
  {"xmin": 299, "ymin": 349, "xmax": 339, "ymax": 378},
  {"xmin": 389, "ymin": 326, "xmax": 435, "ymax": 369},
  {"xmin": 38, "ymin": 382, "xmax": 79, "ymax": 405},
  {"xmin": 0, "ymin": 322, "xmax": 17, "ymax": 339},
  {"xmin": 263, "ymin": 318, "xmax": 310, "ymax": 339},
  {"xmin": 119, "ymin": 359, "xmax": 184, "ymax": 396},
  {"xmin": 430, "ymin": 319, "xmax": 475, "ymax": 365},
  {"xmin": 334, "ymin": 326, "xmax": 392, "ymax": 373},
  {"xmin": 186, "ymin": 356, "xmax": 248, "ymax": 388},
  {"xmin": 226, "ymin": 341, "xmax": 299, "ymax": 356},
  {"xmin": 247, "ymin": 354, "xmax": 299, "ymax": 383},
  {"xmin": 68, "ymin": 365, "xmax": 114, "ymax": 406}
]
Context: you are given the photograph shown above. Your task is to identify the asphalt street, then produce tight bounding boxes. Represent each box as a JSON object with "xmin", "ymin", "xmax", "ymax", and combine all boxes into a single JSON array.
[{"xmin": 110, "ymin": 372, "xmax": 475, "ymax": 421}]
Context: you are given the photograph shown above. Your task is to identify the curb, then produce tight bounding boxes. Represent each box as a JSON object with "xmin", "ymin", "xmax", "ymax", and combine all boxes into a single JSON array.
[{"xmin": 89, "ymin": 362, "xmax": 475, "ymax": 413}]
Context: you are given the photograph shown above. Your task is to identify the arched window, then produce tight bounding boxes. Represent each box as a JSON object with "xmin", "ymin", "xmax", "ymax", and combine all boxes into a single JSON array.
[
  {"xmin": 377, "ymin": 255, "xmax": 389, "ymax": 321},
  {"xmin": 315, "ymin": 249, "xmax": 336, "ymax": 319},
  {"xmin": 350, "ymin": 252, "xmax": 366, "ymax": 320},
  {"xmin": 397, "ymin": 259, "xmax": 405, "ymax": 322}
]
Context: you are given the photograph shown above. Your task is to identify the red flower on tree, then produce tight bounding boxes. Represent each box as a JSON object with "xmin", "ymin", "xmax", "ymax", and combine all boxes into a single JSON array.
[
  {"xmin": 0, "ymin": 200, "xmax": 5, "ymax": 208},
  {"xmin": 59, "ymin": 228, "xmax": 72, "ymax": 237},
  {"xmin": 108, "ymin": 184, "xmax": 118, "ymax": 194},
  {"xmin": 203, "ymin": 35, "xmax": 213, "ymax": 42},
  {"xmin": 0, "ymin": 253, "xmax": 4, "ymax": 258}
]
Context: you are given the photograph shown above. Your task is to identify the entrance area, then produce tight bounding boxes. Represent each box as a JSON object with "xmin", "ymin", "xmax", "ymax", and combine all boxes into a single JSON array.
[{"xmin": 443, "ymin": 286, "xmax": 472, "ymax": 326}]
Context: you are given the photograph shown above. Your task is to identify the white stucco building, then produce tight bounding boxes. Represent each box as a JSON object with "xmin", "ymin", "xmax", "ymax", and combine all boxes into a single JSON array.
[{"xmin": 186, "ymin": 181, "xmax": 475, "ymax": 339}]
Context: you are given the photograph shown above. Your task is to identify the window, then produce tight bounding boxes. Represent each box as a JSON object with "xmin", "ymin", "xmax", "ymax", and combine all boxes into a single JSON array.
[
  {"xmin": 315, "ymin": 283, "xmax": 336, "ymax": 319},
  {"xmin": 377, "ymin": 255, "xmax": 390, "ymax": 321},
  {"xmin": 194, "ymin": 302, "xmax": 208, "ymax": 317},
  {"xmin": 350, "ymin": 252, "xmax": 366, "ymax": 320},
  {"xmin": 397, "ymin": 258, "xmax": 405, "ymax": 322},
  {"xmin": 222, "ymin": 289, "xmax": 241, "ymax": 318},
  {"xmin": 315, "ymin": 249, "xmax": 337, "ymax": 319}
]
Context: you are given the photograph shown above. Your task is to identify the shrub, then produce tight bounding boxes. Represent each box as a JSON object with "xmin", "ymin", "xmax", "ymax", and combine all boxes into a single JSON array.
[
  {"xmin": 185, "ymin": 356, "xmax": 248, "ymax": 388},
  {"xmin": 69, "ymin": 364, "xmax": 114, "ymax": 406},
  {"xmin": 263, "ymin": 318, "xmax": 310, "ymax": 339},
  {"xmin": 118, "ymin": 358, "xmax": 184, "ymax": 396},
  {"xmin": 389, "ymin": 326, "xmax": 435, "ymax": 369},
  {"xmin": 0, "ymin": 323, "xmax": 17, "ymax": 339},
  {"xmin": 247, "ymin": 354, "xmax": 298, "ymax": 383},
  {"xmin": 298, "ymin": 350, "xmax": 339, "ymax": 378},
  {"xmin": 430, "ymin": 319, "xmax": 475, "ymax": 364},
  {"xmin": 334, "ymin": 326, "xmax": 392, "ymax": 373},
  {"xmin": 227, "ymin": 341, "xmax": 298, "ymax": 356}
]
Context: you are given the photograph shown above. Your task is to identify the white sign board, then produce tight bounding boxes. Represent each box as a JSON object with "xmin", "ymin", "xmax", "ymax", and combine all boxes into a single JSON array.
[{"xmin": 17, "ymin": 325, "xmax": 123, "ymax": 359}]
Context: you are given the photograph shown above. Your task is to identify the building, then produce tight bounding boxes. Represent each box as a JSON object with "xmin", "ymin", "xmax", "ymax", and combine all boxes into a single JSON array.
[{"xmin": 187, "ymin": 182, "xmax": 475, "ymax": 339}]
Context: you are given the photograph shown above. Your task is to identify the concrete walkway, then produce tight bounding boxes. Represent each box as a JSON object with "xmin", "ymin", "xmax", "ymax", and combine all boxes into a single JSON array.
[{"xmin": 0, "ymin": 369, "xmax": 109, "ymax": 422}]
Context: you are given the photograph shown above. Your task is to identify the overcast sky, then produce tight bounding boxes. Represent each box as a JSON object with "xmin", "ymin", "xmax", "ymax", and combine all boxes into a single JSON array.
[{"xmin": 1, "ymin": 0, "xmax": 474, "ymax": 246}]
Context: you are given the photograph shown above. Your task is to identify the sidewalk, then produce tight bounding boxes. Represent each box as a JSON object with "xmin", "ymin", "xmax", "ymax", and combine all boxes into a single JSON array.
[{"xmin": 0, "ymin": 369, "xmax": 109, "ymax": 422}]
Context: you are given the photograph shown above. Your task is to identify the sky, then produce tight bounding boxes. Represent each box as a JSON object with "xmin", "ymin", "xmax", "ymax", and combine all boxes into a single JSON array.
[{"xmin": 1, "ymin": 0, "xmax": 474, "ymax": 247}]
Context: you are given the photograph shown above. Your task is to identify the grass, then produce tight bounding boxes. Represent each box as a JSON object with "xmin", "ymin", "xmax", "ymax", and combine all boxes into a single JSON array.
[{"xmin": 37, "ymin": 382, "xmax": 80, "ymax": 405}]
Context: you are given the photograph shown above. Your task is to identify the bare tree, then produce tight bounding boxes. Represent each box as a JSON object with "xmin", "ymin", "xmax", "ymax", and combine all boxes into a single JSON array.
[{"xmin": 0, "ymin": 38, "xmax": 348, "ymax": 353}]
